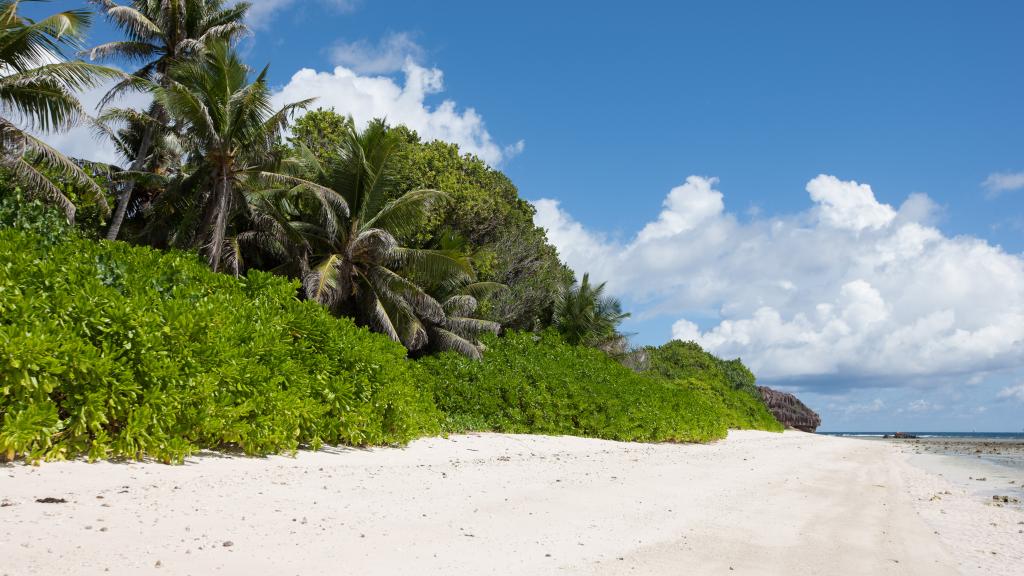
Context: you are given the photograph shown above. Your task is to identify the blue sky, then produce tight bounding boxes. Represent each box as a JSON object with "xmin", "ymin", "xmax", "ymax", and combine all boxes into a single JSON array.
[{"xmin": 40, "ymin": 1, "xmax": 1024, "ymax": 431}]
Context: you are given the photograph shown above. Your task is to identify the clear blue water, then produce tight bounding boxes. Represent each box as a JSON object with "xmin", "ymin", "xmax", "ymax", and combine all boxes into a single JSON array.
[{"xmin": 820, "ymin": 432, "xmax": 1024, "ymax": 440}]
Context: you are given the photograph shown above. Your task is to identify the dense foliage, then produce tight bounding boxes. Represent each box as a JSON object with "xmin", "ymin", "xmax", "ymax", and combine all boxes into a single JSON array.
[
  {"xmin": 645, "ymin": 340, "xmax": 783, "ymax": 432},
  {"xmin": 262, "ymin": 118, "xmax": 481, "ymax": 355},
  {"xmin": 291, "ymin": 112, "xmax": 574, "ymax": 332},
  {"xmin": 0, "ymin": 219, "xmax": 780, "ymax": 463},
  {"xmin": 88, "ymin": 0, "xmax": 251, "ymax": 241},
  {"xmin": 421, "ymin": 331, "xmax": 776, "ymax": 442},
  {"xmin": 0, "ymin": 225, "xmax": 440, "ymax": 463}
]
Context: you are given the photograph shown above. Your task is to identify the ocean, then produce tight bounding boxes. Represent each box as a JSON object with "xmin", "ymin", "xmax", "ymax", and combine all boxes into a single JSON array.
[
  {"xmin": 820, "ymin": 432, "xmax": 1024, "ymax": 440},
  {"xmin": 822, "ymin": 432, "xmax": 1024, "ymax": 472}
]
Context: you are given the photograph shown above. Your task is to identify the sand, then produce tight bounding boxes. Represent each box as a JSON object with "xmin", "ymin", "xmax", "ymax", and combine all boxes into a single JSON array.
[{"xmin": 1, "ymin": 430, "xmax": 1020, "ymax": 575}]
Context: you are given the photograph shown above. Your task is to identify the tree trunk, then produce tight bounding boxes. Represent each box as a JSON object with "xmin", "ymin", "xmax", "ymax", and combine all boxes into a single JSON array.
[
  {"xmin": 206, "ymin": 166, "xmax": 232, "ymax": 272},
  {"xmin": 105, "ymin": 119, "xmax": 156, "ymax": 241}
]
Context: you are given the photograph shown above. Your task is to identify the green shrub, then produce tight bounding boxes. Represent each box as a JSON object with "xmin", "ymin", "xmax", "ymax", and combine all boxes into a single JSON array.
[
  {"xmin": 0, "ymin": 181, "xmax": 70, "ymax": 244},
  {"xmin": 0, "ymin": 228, "xmax": 440, "ymax": 463},
  {"xmin": 646, "ymin": 340, "xmax": 782, "ymax": 432},
  {"xmin": 420, "ymin": 331, "xmax": 730, "ymax": 443}
]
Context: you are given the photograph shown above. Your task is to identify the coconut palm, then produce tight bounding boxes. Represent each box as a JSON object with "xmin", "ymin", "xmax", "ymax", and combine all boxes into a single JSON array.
[
  {"xmin": 553, "ymin": 273, "xmax": 630, "ymax": 348},
  {"xmin": 265, "ymin": 119, "xmax": 475, "ymax": 352},
  {"xmin": 89, "ymin": 102, "xmax": 182, "ymax": 230},
  {"xmin": 0, "ymin": 0, "xmax": 121, "ymax": 222},
  {"xmin": 149, "ymin": 41, "xmax": 312, "ymax": 270},
  {"xmin": 410, "ymin": 231, "xmax": 504, "ymax": 359},
  {"xmin": 88, "ymin": 0, "xmax": 250, "ymax": 240},
  {"xmin": 425, "ymin": 278, "xmax": 504, "ymax": 359}
]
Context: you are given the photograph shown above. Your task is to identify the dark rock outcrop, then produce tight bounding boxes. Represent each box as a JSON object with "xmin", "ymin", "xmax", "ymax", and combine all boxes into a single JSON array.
[{"xmin": 757, "ymin": 386, "xmax": 821, "ymax": 432}]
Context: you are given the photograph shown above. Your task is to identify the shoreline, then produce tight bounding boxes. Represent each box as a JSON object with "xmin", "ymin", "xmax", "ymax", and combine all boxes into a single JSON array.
[{"xmin": 1, "ymin": 431, "xmax": 1021, "ymax": 575}]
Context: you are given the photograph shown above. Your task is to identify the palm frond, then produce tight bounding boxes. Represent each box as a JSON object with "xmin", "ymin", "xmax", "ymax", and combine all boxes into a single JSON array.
[
  {"xmin": 1, "ymin": 122, "xmax": 111, "ymax": 215},
  {"xmin": 391, "ymin": 246, "xmax": 474, "ymax": 287},
  {"xmin": 363, "ymin": 188, "xmax": 446, "ymax": 239},
  {"xmin": 445, "ymin": 316, "xmax": 501, "ymax": 338},
  {"xmin": 4, "ymin": 154, "xmax": 76, "ymax": 221},
  {"xmin": 428, "ymin": 327, "xmax": 483, "ymax": 360},
  {"xmin": 86, "ymin": 40, "xmax": 158, "ymax": 62},
  {"xmin": 366, "ymin": 264, "xmax": 445, "ymax": 325},
  {"xmin": 303, "ymin": 253, "xmax": 349, "ymax": 308},
  {"xmin": 102, "ymin": 5, "xmax": 162, "ymax": 43},
  {"xmin": 358, "ymin": 290, "xmax": 402, "ymax": 344},
  {"xmin": 442, "ymin": 294, "xmax": 478, "ymax": 317}
]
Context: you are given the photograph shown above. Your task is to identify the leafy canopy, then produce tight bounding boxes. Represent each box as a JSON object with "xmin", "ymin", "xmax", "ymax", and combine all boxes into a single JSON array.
[{"xmin": 145, "ymin": 40, "xmax": 312, "ymax": 270}]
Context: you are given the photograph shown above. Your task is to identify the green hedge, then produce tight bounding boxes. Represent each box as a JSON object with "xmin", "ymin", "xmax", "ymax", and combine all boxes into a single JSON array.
[
  {"xmin": 0, "ymin": 228, "xmax": 440, "ymax": 463},
  {"xmin": 646, "ymin": 340, "xmax": 783, "ymax": 432},
  {"xmin": 0, "ymin": 207, "xmax": 779, "ymax": 463},
  {"xmin": 420, "ymin": 331, "xmax": 732, "ymax": 443}
]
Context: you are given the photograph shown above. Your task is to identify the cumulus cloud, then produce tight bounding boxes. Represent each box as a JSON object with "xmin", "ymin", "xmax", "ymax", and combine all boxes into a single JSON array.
[
  {"xmin": 982, "ymin": 171, "xmax": 1024, "ymax": 198},
  {"xmin": 807, "ymin": 175, "xmax": 896, "ymax": 231},
  {"xmin": 997, "ymin": 383, "xmax": 1024, "ymax": 402},
  {"xmin": 271, "ymin": 62, "xmax": 521, "ymax": 165},
  {"xmin": 534, "ymin": 175, "xmax": 1024, "ymax": 385},
  {"xmin": 245, "ymin": 0, "xmax": 359, "ymax": 28},
  {"xmin": 329, "ymin": 32, "xmax": 424, "ymax": 74}
]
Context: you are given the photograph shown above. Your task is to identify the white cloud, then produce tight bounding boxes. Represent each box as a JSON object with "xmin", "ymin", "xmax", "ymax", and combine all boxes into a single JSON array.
[
  {"xmin": 41, "ymin": 78, "xmax": 152, "ymax": 168},
  {"xmin": 982, "ymin": 171, "xmax": 1024, "ymax": 198},
  {"xmin": 534, "ymin": 175, "xmax": 1024, "ymax": 384},
  {"xmin": 245, "ymin": 0, "xmax": 359, "ymax": 29},
  {"xmin": 272, "ymin": 61, "xmax": 519, "ymax": 165},
  {"xmin": 997, "ymin": 383, "xmax": 1024, "ymax": 402},
  {"xmin": 329, "ymin": 32, "xmax": 424, "ymax": 75},
  {"xmin": 637, "ymin": 176, "xmax": 725, "ymax": 241},
  {"xmin": 807, "ymin": 174, "xmax": 896, "ymax": 231},
  {"xmin": 906, "ymin": 399, "xmax": 942, "ymax": 413}
]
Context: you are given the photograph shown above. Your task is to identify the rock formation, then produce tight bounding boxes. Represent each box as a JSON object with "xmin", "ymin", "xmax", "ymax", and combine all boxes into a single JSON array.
[{"xmin": 757, "ymin": 386, "xmax": 821, "ymax": 432}]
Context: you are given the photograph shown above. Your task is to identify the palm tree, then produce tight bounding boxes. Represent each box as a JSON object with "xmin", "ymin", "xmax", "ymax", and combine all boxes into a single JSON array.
[
  {"xmin": 553, "ymin": 273, "xmax": 630, "ymax": 348},
  {"xmin": 91, "ymin": 102, "xmax": 182, "ymax": 230},
  {"xmin": 402, "ymin": 230, "xmax": 504, "ymax": 359},
  {"xmin": 425, "ymin": 278, "xmax": 504, "ymax": 359},
  {"xmin": 0, "ymin": 0, "xmax": 121, "ymax": 223},
  {"xmin": 150, "ymin": 41, "xmax": 311, "ymax": 270},
  {"xmin": 264, "ymin": 119, "xmax": 476, "ymax": 353},
  {"xmin": 88, "ymin": 0, "xmax": 250, "ymax": 240}
]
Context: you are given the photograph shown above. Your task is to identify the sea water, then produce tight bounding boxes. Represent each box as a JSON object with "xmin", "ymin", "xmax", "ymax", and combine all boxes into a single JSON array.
[{"xmin": 820, "ymin": 432, "xmax": 1024, "ymax": 440}]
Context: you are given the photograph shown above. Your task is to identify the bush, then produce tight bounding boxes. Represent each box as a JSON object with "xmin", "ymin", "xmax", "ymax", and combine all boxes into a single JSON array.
[
  {"xmin": 420, "ymin": 331, "xmax": 731, "ymax": 443},
  {"xmin": 646, "ymin": 341, "xmax": 783, "ymax": 432},
  {"xmin": 0, "ymin": 182, "xmax": 70, "ymax": 244},
  {"xmin": 0, "ymin": 228, "xmax": 440, "ymax": 463}
]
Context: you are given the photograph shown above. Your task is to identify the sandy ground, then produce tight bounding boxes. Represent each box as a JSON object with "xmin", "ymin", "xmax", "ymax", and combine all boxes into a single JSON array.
[{"xmin": 1, "ymin": 430, "xmax": 1020, "ymax": 575}]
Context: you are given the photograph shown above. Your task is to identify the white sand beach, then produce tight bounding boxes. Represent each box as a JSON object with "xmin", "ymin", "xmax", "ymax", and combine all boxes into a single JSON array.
[{"xmin": 1, "ymin": 431, "xmax": 1021, "ymax": 575}]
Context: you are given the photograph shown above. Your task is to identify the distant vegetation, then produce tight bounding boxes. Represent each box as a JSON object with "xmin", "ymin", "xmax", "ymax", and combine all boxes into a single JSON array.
[
  {"xmin": 423, "ymin": 331, "xmax": 753, "ymax": 442},
  {"xmin": 645, "ymin": 341, "xmax": 783, "ymax": 432},
  {"xmin": 0, "ymin": 1, "xmax": 783, "ymax": 463}
]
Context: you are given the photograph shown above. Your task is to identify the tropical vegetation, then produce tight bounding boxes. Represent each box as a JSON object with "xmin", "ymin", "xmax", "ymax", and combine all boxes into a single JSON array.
[
  {"xmin": 422, "ymin": 331, "xmax": 736, "ymax": 442},
  {"xmin": 0, "ymin": 0, "xmax": 120, "ymax": 222},
  {"xmin": 0, "ymin": 220, "xmax": 439, "ymax": 463},
  {"xmin": 88, "ymin": 0, "xmax": 251, "ymax": 240},
  {"xmin": 0, "ymin": 0, "xmax": 784, "ymax": 464}
]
